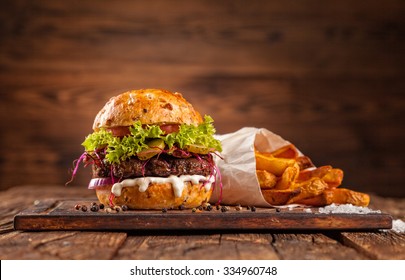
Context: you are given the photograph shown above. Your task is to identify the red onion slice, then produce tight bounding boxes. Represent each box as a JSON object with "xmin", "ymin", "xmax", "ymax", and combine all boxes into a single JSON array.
[{"xmin": 88, "ymin": 178, "xmax": 114, "ymax": 189}]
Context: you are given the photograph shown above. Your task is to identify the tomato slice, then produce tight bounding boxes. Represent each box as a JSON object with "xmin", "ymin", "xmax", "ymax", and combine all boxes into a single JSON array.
[
  {"xmin": 159, "ymin": 124, "xmax": 180, "ymax": 134},
  {"xmin": 107, "ymin": 126, "xmax": 131, "ymax": 137}
]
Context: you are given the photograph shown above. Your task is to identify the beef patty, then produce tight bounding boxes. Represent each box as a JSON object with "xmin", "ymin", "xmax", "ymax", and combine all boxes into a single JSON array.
[{"xmin": 92, "ymin": 154, "xmax": 213, "ymax": 179}]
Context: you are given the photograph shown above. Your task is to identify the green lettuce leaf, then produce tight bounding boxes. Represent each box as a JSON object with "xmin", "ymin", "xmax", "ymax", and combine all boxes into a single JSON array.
[{"xmin": 82, "ymin": 115, "xmax": 222, "ymax": 164}]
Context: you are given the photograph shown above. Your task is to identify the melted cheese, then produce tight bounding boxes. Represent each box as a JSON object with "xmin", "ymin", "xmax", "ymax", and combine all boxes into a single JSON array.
[{"xmin": 111, "ymin": 175, "xmax": 215, "ymax": 197}]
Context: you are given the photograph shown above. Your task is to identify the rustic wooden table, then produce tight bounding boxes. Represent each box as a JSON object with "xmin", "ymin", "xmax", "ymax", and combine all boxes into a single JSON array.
[{"xmin": 0, "ymin": 185, "xmax": 404, "ymax": 260}]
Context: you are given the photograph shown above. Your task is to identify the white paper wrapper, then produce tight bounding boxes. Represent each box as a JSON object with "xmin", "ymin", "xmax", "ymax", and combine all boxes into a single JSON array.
[{"xmin": 210, "ymin": 127, "xmax": 303, "ymax": 207}]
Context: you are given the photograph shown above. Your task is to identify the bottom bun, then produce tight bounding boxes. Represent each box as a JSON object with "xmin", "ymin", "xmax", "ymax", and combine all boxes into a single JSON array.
[{"xmin": 95, "ymin": 182, "xmax": 213, "ymax": 209}]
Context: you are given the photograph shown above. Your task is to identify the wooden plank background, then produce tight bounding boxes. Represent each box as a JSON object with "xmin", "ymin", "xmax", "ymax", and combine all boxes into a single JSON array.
[{"xmin": 0, "ymin": 0, "xmax": 404, "ymax": 197}]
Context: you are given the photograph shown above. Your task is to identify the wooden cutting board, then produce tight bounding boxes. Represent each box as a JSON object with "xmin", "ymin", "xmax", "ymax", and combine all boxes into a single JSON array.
[{"xmin": 13, "ymin": 199, "xmax": 393, "ymax": 231}]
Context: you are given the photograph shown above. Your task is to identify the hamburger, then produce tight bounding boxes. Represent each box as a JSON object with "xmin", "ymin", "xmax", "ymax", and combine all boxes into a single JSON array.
[{"xmin": 75, "ymin": 89, "xmax": 222, "ymax": 209}]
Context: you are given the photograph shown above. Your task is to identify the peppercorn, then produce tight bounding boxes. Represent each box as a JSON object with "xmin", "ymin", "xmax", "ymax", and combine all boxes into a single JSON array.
[
  {"xmin": 99, "ymin": 203, "xmax": 105, "ymax": 210},
  {"xmin": 235, "ymin": 205, "xmax": 242, "ymax": 211},
  {"xmin": 114, "ymin": 206, "xmax": 121, "ymax": 212},
  {"xmin": 74, "ymin": 204, "xmax": 81, "ymax": 210},
  {"xmin": 90, "ymin": 204, "xmax": 99, "ymax": 212},
  {"xmin": 246, "ymin": 206, "xmax": 251, "ymax": 210},
  {"xmin": 206, "ymin": 205, "xmax": 213, "ymax": 211},
  {"xmin": 276, "ymin": 208, "xmax": 281, "ymax": 212},
  {"xmin": 221, "ymin": 206, "xmax": 228, "ymax": 212},
  {"xmin": 121, "ymin": 205, "xmax": 128, "ymax": 211},
  {"xmin": 197, "ymin": 205, "xmax": 203, "ymax": 211},
  {"xmin": 178, "ymin": 204, "xmax": 185, "ymax": 210},
  {"xmin": 202, "ymin": 202, "xmax": 210, "ymax": 210},
  {"xmin": 162, "ymin": 208, "xmax": 168, "ymax": 213},
  {"xmin": 251, "ymin": 206, "xmax": 256, "ymax": 212},
  {"xmin": 81, "ymin": 205, "xmax": 87, "ymax": 212},
  {"xmin": 216, "ymin": 205, "xmax": 220, "ymax": 210}
]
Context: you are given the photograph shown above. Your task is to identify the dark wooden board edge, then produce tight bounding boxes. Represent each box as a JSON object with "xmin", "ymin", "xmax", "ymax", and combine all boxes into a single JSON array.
[{"xmin": 13, "ymin": 199, "xmax": 393, "ymax": 232}]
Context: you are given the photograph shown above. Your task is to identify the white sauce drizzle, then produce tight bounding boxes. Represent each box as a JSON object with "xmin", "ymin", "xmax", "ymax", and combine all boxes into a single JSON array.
[{"xmin": 111, "ymin": 175, "xmax": 215, "ymax": 198}]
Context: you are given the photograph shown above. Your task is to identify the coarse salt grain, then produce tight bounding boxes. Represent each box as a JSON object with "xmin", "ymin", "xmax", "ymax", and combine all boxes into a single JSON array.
[
  {"xmin": 304, "ymin": 208, "xmax": 312, "ymax": 213},
  {"xmin": 318, "ymin": 203, "xmax": 381, "ymax": 214},
  {"xmin": 392, "ymin": 219, "xmax": 405, "ymax": 233}
]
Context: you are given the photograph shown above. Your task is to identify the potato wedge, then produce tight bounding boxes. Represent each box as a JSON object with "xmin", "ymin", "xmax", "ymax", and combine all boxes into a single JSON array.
[
  {"xmin": 324, "ymin": 188, "xmax": 370, "ymax": 206},
  {"xmin": 286, "ymin": 178, "xmax": 327, "ymax": 204},
  {"xmin": 297, "ymin": 166, "xmax": 343, "ymax": 189},
  {"xmin": 262, "ymin": 188, "xmax": 301, "ymax": 205},
  {"xmin": 269, "ymin": 144, "xmax": 299, "ymax": 159},
  {"xmin": 274, "ymin": 163, "xmax": 300, "ymax": 190},
  {"xmin": 292, "ymin": 194, "xmax": 328, "ymax": 207},
  {"xmin": 297, "ymin": 165, "xmax": 332, "ymax": 181},
  {"xmin": 295, "ymin": 156, "xmax": 315, "ymax": 170},
  {"xmin": 295, "ymin": 188, "xmax": 370, "ymax": 207},
  {"xmin": 255, "ymin": 152, "xmax": 297, "ymax": 176},
  {"xmin": 256, "ymin": 170, "xmax": 277, "ymax": 189},
  {"xmin": 322, "ymin": 168, "xmax": 344, "ymax": 188}
]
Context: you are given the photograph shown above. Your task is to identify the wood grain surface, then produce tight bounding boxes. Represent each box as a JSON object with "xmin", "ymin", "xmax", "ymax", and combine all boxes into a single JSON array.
[
  {"xmin": 13, "ymin": 199, "xmax": 393, "ymax": 231},
  {"xmin": 1, "ymin": 185, "xmax": 404, "ymax": 260},
  {"xmin": 0, "ymin": 0, "xmax": 404, "ymax": 197}
]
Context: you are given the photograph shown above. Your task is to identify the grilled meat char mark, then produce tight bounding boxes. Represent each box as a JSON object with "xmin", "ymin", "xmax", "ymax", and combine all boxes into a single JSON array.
[{"xmin": 92, "ymin": 154, "xmax": 213, "ymax": 178}]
